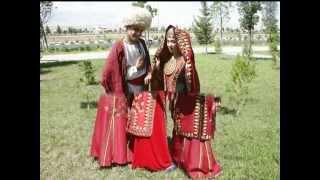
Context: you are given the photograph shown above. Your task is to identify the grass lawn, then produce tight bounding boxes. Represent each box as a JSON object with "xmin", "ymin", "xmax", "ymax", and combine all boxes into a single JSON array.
[{"xmin": 40, "ymin": 54, "xmax": 279, "ymax": 179}]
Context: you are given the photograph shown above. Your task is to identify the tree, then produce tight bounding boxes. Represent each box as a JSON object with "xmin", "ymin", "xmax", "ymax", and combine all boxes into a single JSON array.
[
  {"xmin": 132, "ymin": 1, "xmax": 146, "ymax": 8},
  {"xmin": 211, "ymin": 2, "xmax": 232, "ymax": 43},
  {"xmin": 192, "ymin": 1, "xmax": 214, "ymax": 55},
  {"xmin": 68, "ymin": 27, "xmax": 73, "ymax": 34},
  {"xmin": 56, "ymin": 25, "xmax": 62, "ymax": 34},
  {"xmin": 40, "ymin": 1, "xmax": 53, "ymax": 50},
  {"xmin": 160, "ymin": 26, "xmax": 166, "ymax": 32},
  {"xmin": 145, "ymin": 4, "xmax": 158, "ymax": 47},
  {"xmin": 45, "ymin": 25, "xmax": 51, "ymax": 34},
  {"xmin": 238, "ymin": 2, "xmax": 262, "ymax": 59},
  {"xmin": 262, "ymin": 2, "xmax": 279, "ymax": 68}
]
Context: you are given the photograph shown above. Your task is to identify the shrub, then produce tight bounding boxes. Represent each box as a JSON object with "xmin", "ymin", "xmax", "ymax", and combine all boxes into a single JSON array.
[
  {"xmin": 79, "ymin": 60, "xmax": 96, "ymax": 85},
  {"xmin": 85, "ymin": 45, "xmax": 91, "ymax": 51},
  {"xmin": 226, "ymin": 55, "xmax": 257, "ymax": 115},
  {"xmin": 78, "ymin": 61, "xmax": 97, "ymax": 109}
]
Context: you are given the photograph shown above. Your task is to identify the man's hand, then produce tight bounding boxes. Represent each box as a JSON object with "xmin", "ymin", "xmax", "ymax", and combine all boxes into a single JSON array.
[
  {"xmin": 155, "ymin": 57, "xmax": 160, "ymax": 69},
  {"xmin": 144, "ymin": 73, "xmax": 152, "ymax": 85},
  {"xmin": 214, "ymin": 96, "xmax": 221, "ymax": 111},
  {"xmin": 136, "ymin": 55, "xmax": 145, "ymax": 70}
]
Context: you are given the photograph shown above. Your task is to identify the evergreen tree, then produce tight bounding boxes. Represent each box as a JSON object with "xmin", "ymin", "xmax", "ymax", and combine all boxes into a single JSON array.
[
  {"xmin": 57, "ymin": 25, "xmax": 62, "ymax": 34},
  {"xmin": 192, "ymin": 1, "xmax": 214, "ymax": 55},
  {"xmin": 262, "ymin": 2, "xmax": 279, "ymax": 68},
  {"xmin": 238, "ymin": 2, "xmax": 262, "ymax": 59},
  {"xmin": 45, "ymin": 25, "xmax": 51, "ymax": 34}
]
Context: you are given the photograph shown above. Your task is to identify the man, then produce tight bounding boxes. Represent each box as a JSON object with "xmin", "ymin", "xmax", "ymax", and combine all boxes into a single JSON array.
[{"xmin": 90, "ymin": 7, "xmax": 152, "ymax": 167}]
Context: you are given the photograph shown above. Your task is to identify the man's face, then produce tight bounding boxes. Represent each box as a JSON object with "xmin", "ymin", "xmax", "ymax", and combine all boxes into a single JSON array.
[
  {"xmin": 166, "ymin": 28, "xmax": 177, "ymax": 53},
  {"xmin": 126, "ymin": 25, "xmax": 144, "ymax": 42}
]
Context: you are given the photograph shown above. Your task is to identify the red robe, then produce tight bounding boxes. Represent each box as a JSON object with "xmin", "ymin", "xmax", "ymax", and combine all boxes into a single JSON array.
[{"xmin": 90, "ymin": 38, "xmax": 151, "ymax": 167}]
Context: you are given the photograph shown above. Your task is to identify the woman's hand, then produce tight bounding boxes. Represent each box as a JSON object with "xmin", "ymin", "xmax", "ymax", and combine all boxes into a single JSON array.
[{"xmin": 144, "ymin": 73, "xmax": 152, "ymax": 85}]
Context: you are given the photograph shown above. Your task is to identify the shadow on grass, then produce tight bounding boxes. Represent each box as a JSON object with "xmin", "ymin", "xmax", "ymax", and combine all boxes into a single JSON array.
[
  {"xmin": 40, "ymin": 69, "xmax": 51, "ymax": 74},
  {"xmin": 40, "ymin": 61, "xmax": 79, "ymax": 69},
  {"xmin": 246, "ymin": 97, "xmax": 259, "ymax": 104},
  {"xmin": 88, "ymin": 81, "xmax": 100, "ymax": 86},
  {"xmin": 80, "ymin": 101, "xmax": 97, "ymax": 109},
  {"xmin": 97, "ymin": 162, "xmax": 130, "ymax": 170},
  {"xmin": 273, "ymin": 66, "xmax": 280, "ymax": 70},
  {"xmin": 255, "ymin": 57, "xmax": 272, "ymax": 61},
  {"xmin": 218, "ymin": 106, "xmax": 237, "ymax": 115}
]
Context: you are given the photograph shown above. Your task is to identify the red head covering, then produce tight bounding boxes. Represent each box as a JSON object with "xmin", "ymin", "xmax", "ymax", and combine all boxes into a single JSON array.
[{"xmin": 152, "ymin": 25, "xmax": 200, "ymax": 93}]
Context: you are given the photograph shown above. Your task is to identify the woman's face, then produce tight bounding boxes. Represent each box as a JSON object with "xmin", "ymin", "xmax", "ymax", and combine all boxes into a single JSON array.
[
  {"xmin": 126, "ymin": 25, "xmax": 144, "ymax": 42},
  {"xmin": 166, "ymin": 28, "xmax": 177, "ymax": 54}
]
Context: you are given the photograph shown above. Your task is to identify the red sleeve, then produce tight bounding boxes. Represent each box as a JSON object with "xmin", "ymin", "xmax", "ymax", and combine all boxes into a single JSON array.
[{"xmin": 100, "ymin": 41, "xmax": 124, "ymax": 93}]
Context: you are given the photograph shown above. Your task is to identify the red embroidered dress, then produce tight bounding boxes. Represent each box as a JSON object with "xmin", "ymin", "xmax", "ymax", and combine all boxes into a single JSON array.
[
  {"xmin": 127, "ymin": 91, "xmax": 173, "ymax": 171},
  {"xmin": 152, "ymin": 25, "xmax": 222, "ymax": 179}
]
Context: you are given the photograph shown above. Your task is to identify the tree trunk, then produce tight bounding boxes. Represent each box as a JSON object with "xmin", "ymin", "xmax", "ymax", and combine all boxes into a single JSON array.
[
  {"xmin": 249, "ymin": 29, "xmax": 252, "ymax": 58},
  {"xmin": 40, "ymin": 19, "xmax": 48, "ymax": 50},
  {"xmin": 205, "ymin": 44, "xmax": 208, "ymax": 55},
  {"xmin": 220, "ymin": 7, "xmax": 223, "ymax": 42}
]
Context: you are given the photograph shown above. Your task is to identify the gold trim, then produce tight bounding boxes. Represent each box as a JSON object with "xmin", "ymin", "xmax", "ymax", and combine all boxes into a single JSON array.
[
  {"xmin": 205, "ymin": 141, "xmax": 212, "ymax": 170},
  {"xmin": 112, "ymin": 96, "xmax": 115, "ymax": 156},
  {"xmin": 198, "ymin": 142, "xmax": 202, "ymax": 169},
  {"xmin": 164, "ymin": 57, "xmax": 176, "ymax": 75},
  {"xmin": 102, "ymin": 96, "xmax": 116, "ymax": 165}
]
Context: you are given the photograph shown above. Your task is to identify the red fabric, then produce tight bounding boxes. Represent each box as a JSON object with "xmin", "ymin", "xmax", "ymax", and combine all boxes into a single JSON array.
[
  {"xmin": 90, "ymin": 94, "xmax": 132, "ymax": 166},
  {"xmin": 131, "ymin": 92, "xmax": 173, "ymax": 171},
  {"xmin": 100, "ymin": 40, "xmax": 126, "ymax": 94},
  {"xmin": 172, "ymin": 133, "xmax": 222, "ymax": 179},
  {"xmin": 127, "ymin": 73, "xmax": 147, "ymax": 85},
  {"xmin": 127, "ymin": 91, "xmax": 157, "ymax": 137}
]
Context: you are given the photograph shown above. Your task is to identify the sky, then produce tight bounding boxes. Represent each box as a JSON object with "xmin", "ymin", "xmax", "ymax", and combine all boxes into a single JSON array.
[{"xmin": 48, "ymin": 1, "xmax": 280, "ymax": 30}]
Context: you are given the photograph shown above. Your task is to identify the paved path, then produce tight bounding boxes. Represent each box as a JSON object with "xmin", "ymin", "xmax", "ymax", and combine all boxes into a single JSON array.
[{"xmin": 41, "ymin": 46, "xmax": 278, "ymax": 63}]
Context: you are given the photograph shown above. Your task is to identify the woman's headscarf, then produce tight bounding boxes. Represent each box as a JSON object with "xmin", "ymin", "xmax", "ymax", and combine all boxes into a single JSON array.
[{"xmin": 152, "ymin": 25, "xmax": 200, "ymax": 93}]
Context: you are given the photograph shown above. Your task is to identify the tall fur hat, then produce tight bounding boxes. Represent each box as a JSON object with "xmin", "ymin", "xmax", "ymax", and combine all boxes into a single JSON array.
[{"xmin": 122, "ymin": 7, "xmax": 152, "ymax": 31}]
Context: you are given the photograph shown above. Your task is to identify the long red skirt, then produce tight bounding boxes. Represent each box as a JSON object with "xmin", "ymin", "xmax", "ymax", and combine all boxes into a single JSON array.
[
  {"xmin": 172, "ymin": 133, "xmax": 222, "ymax": 179},
  {"xmin": 90, "ymin": 94, "xmax": 132, "ymax": 167},
  {"xmin": 130, "ymin": 94, "xmax": 173, "ymax": 171}
]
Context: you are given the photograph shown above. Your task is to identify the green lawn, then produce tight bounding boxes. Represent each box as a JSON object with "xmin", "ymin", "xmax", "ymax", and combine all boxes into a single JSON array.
[{"xmin": 40, "ymin": 54, "xmax": 279, "ymax": 179}]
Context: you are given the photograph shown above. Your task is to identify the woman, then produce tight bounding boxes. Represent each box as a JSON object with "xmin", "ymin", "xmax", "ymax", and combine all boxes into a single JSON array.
[{"xmin": 152, "ymin": 25, "xmax": 222, "ymax": 179}]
